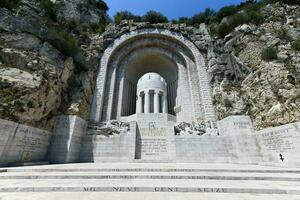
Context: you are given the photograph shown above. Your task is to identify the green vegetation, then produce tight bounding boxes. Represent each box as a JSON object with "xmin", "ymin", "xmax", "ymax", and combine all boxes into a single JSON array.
[
  {"xmin": 261, "ymin": 47, "xmax": 278, "ymax": 61},
  {"xmin": 89, "ymin": 0, "xmax": 109, "ymax": 11},
  {"xmin": 113, "ymin": 10, "xmax": 168, "ymax": 24},
  {"xmin": 292, "ymin": 38, "xmax": 300, "ymax": 51},
  {"xmin": 90, "ymin": 23, "xmax": 105, "ymax": 34},
  {"xmin": 0, "ymin": 0, "xmax": 21, "ymax": 10},
  {"xmin": 217, "ymin": 10, "xmax": 263, "ymax": 38},
  {"xmin": 44, "ymin": 29, "xmax": 87, "ymax": 71},
  {"xmin": 263, "ymin": 0, "xmax": 300, "ymax": 5},
  {"xmin": 114, "ymin": 11, "xmax": 141, "ymax": 24},
  {"xmin": 40, "ymin": 0, "xmax": 57, "ymax": 21},
  {"xmin": 174, "ymin": 8, "xmax": 215, "ymax": 26},
  {"xmin": 58, "ymin": 31, "xmax": 78, "ymax": 46},
  {"xmin": 275, "ymin": 28, "xmax": 292, "ymax": 41},
  {"xmin": 142, "ymin": 11, "xmax": 168, "ymax": 23}
]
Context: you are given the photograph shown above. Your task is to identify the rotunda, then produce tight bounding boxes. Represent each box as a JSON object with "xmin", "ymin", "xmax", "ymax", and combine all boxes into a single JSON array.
[{"xmin": 136, "ymin": 73, "xmax": 168, "ymax": 114}]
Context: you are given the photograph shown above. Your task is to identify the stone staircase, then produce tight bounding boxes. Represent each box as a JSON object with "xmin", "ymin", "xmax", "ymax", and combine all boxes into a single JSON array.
[{"xmin": 0, "ymin": 163, "xmax": 300, "ymax": 199}]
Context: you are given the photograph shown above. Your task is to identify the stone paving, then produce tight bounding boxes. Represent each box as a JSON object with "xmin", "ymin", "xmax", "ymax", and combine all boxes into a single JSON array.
[{"xmin": 0, "ymin": 163, "xmax": 299, "ymax": 199}]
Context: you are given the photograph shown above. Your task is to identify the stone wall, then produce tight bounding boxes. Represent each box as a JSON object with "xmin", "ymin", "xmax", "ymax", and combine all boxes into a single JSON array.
[
  {"xmin": 48, "ymin": 115, "xmax": 86, "ymax": 164},
  {"xmin": 0, "ymin": 119, "xmax": 51, "ymax": 167},
  {"xmin": 80, "ymin": 122, "xmax": 137, "ymax": 162},
  {"xmin": 175, "ymin": 118, "xmax": 300, "ymax": 166}
]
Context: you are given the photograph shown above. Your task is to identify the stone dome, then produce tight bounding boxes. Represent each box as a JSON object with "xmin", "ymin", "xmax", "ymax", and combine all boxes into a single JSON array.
[{"xmin": 137, "ymin": 72, "xmax": 167, "ymax": 92}]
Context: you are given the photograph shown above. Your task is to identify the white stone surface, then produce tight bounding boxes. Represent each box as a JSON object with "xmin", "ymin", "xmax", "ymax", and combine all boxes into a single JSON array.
[
  {"xmin": 48, "ymin": 116, "xmax": 86, "ymax": 164},
  {"xmin": 0, "ymin": 163, "xmax": 300, "ymax": 199},
  {"xmin": 80, "ymin": 122, "xmax": 137, "ymax": 162},
  {"xmin": 217, "ymin": 115, "xmax": 254, "ymax": 135},
  {"xmin": 135, "ymin": 113, "xmax": 176, "ymax": 161},
  {"xmin": 136, "ymin": 73, "xmax": 167, "ymax": 114},
  {"xmin": 0, "ymin": 119, "xmax": 51, "ymax": 167},
  {"xmin": 175, "ymin": 118, "xmax": 300, "ymax": 166},
  {"xmin": 90, "ymin": 29, "xmax": 216, "ymax": 123}
]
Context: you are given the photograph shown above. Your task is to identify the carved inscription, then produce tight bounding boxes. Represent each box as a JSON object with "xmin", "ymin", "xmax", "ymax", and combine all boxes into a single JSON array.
[
  {"xmin": 261, "ymin": 127, "xmax": 295, "ymax": 153},
  {"xmin": 140, "ymin": 139, "xmax": 167, "ymax": 156},
  {"xmin": 139, "ymin": 128, "xmax": 166, "ymax": 137},
  {"xmin": 233, "ymin": 121, "xmax": 251, "ymax": 129},
  {"xmin": 83, "ymin": 187, "xmax": 227, "ymax": 193}
]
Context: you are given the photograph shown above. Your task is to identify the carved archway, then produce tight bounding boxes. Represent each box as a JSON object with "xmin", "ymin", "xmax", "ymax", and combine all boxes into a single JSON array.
[{"xmin": 90, "ymin": 29, "xmax": 215, "ymax": 123}]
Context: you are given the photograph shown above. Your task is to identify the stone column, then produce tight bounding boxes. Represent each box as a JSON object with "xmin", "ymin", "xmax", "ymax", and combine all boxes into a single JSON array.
[
  {"xmin": 144, "ymin": 90, "xmax": 150, "ymax": 113},
  {"xmin": 136, "ymin": 92, "xmax": 142, "ymax": 113},
  {"xmin": 154, "ymin": 90, "xmax": 160, "ymax": 113},
  {"xmin": 163, "ymin": 93, "xmax": 168, "ymax": 113}
]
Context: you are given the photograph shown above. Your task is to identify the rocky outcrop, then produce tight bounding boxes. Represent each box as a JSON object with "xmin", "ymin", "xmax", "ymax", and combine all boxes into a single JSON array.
[
  {"xmin": 208, "ymin": 3, "xmax": 300, "ymax": 129},
  {"xmin": 0, "ymin": 0, "xmax": 106, "ymax": 130},
  {"xmin": 0, "ymin": 1, "xmax": 299, "ymax": 131}
]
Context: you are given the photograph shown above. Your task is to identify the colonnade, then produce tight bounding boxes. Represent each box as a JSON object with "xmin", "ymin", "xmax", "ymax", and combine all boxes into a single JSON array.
[{"xmin": 136, "ymin": 89, "xmax": 168, "ymax": 114}]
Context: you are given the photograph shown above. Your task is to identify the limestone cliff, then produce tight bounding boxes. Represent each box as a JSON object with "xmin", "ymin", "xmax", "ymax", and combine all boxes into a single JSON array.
[
  {"xmin": 0, "ymin": 0, "xmax": 107, "ymax": 129},
  {"xmin": 0, "ymin": 1, "xmax": 299, "ymax": 130},
  {"xmin": 209, "ymin": 3, "xmax": 300, "ymax": 129}
]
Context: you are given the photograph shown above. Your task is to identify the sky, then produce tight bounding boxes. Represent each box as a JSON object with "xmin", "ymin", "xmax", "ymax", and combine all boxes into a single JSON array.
[{"xmin": 105, "ymin": 0, "xmax": 245, "ymax": 20}]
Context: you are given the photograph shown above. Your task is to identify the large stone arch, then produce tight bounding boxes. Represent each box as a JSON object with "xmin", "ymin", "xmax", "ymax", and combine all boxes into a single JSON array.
[{"xmin": 90, "ymin": 29, "xmax": 215, "ymax": 123}]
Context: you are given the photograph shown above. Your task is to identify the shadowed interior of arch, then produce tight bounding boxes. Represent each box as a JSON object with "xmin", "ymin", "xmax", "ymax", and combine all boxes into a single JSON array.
[{"xmin": 120, "ymin": 52, "xmax": 178, "ymax": 116}]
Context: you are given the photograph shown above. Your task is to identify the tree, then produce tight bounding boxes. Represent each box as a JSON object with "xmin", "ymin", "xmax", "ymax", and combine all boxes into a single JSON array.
[
  {"xmin": 94, "ymin": 0, "xmax": 109, "ymax": 11},
  {"xmin": 142, "ymin": 10, "xmax": 168, "ymax": 23},
  {"xmin": 114, "ymin": 11, "xmax": 141, "ymax": 24}
]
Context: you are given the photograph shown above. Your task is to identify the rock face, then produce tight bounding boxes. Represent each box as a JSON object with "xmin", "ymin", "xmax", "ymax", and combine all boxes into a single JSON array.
[
  {"xmin": 0, "ymin": 1, "xmax": 299, "ymax": 130},
  {"xmin": 0, "ymin": 0, "xmax": 106, "ymax": 130},
  {"xmin": 209, "ymin": 3, "xmax": 300, "ymax": 129}
]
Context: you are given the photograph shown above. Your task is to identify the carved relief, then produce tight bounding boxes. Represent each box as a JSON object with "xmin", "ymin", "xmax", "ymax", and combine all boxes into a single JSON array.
[{"xmin": 88, "ymin": 120, "xmax": 130, "ymax": 136}]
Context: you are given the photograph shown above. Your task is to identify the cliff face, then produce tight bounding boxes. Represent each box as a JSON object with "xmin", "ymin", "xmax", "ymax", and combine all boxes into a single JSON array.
[
  {"xmin": 0, "ymin": 1, "xmax": 299, "ymax": 130},
  {"xmin": 0, "ymin": 0, "xmax": 106, "ymax": 130},
  {"xmin": 209, "ymin": 3, "xmax": 300, "ymax": 129}
]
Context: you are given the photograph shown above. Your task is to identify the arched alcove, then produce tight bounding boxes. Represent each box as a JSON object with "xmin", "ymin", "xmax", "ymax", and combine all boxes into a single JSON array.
[
  {"xmin": 90, "ymin": 29, "xmax": 216, "ymax": 123},
  {"xmin": 121, "ymin": 52, "xmax": 178, "ymax": 116}
]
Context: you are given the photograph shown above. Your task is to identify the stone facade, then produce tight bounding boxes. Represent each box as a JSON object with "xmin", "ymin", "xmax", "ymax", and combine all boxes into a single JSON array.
[
  {"xmin": 0, "ymin": 119, "xmax": 51, "ymax": 167},
  {"xmin": 90, "ymin": 28, "xmax": 215, "ymax": 124},
  {"xmin": 0, "ymin": 17, "xmax": 299, "ymax": 167}
]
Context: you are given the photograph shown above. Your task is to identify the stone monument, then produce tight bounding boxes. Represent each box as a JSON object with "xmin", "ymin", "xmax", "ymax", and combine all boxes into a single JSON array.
[{"xmin": 0, "ymin": 28, "xmax": 299, "ymax": 167}]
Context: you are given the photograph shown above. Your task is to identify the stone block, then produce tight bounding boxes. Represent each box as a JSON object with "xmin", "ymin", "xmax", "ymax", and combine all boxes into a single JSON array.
[
  {"xmin": 80, "ymin": 121, "xmax": 136, "ymax": 162},
  {"xmin": 48, "ymin": 115, "xmax": 86, "ymax": 164},
  {"xmin": 217, "ymin": 115, "xmax": 254, "ymax": 136},
  {"xmin": 0, "ymin": 119, "xmax": 51, "ymax": 167}
]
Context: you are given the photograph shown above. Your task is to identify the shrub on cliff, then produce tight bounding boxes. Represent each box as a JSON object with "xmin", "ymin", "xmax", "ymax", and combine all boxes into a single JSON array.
[
  {"xmin": 0, "ymin": 0, "xmax": 21, "ymax": 10},
  {"xmin": 292, "ymin": 39, "xmax": 300, "ymax": 51},
  {"xmin": 93, "ymin": 0, "xmax": 109, "ymax": 11},
  {"xmin": 261, "ymin": 47, "xmax": 278, "ymax": 61},
  {"xmin": 44, "ymin": 29, "xmax": 87, "ymax": 71},
  {"xmin": 142, "ymin": 11, "xmax": 168, "ymax": 24},
  {"xmin": 217, "ymin": 10, "xmax": 263, "ymax": 38},
  {"xmin": 40, "ymin": 0, "xmax": 57, "ymax": 21},
  {"xmin": 114, "ymin": 11, "xmax": 141, "ymax": 24},
  {"xmin": 262, "ymin": 0, "xmax": 300, "ymax": 5}
]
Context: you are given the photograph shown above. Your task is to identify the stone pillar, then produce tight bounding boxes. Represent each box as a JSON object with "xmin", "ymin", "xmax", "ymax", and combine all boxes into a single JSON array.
[
  {"xmin": 144, "ymin": 90, "xmax": 150, "ymax": 113},
  {"xmin": 163, "ymin": 93, "xmax": 168, "ymax": 113},
  {"xmin": 136, "ymin": 92, "xmax": 142, "ymax": 113},
  {"xmin": 154, "ymin": 90, "xmax": 160, "ymax": 113}
]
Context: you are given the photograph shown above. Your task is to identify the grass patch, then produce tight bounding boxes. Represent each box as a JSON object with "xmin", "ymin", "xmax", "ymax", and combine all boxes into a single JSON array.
[
  {"xmin": 261, "ymin": 47, "xmax": 278, "ymax": 61},
  {"xmin": 40, "ymin": 0, "xmax": 57, "ymax": 21},
  {"xmin": 58, "ymin": 31, "xmax": 78, "ymax": 46},
  {"xmin": 0, "ymin": 0, "xmax": 21, "ymax": 10},
  {"xmin": 275, "ymin": 28, "xmax": 292, "ymax": 41},
  {"xmin": 91, "ymin": 23, "xmax": 105, "ymax": 34},
  {"xmin": 292, "ymin": 38, "xmax": 300, "ymax": 51}
]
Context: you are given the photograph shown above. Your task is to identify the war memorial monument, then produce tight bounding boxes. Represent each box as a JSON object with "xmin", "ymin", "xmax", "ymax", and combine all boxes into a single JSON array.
[{"xmin": 0, "ymin": 1, "xmax": 300, "ymax": 198}]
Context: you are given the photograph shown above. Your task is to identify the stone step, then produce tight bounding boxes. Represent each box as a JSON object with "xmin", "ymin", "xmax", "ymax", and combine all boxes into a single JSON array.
[
  {"xmin": 0, "ymin": 179, "xmax": 299, "ymax": 194},
  {"xmin": 1, "ymin": 193, "xmax": 300, "ymax": 200},
  {"xmin": 1, "ymin": 172, "xmax": 300, "ymax": 181},
  {"xmin": 0, "ymin": 163, "xmax": 299, "ymax": 199},
  {"xmin": 6, "ymin": 167, "xmax": 300, "ymax": 173}
]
